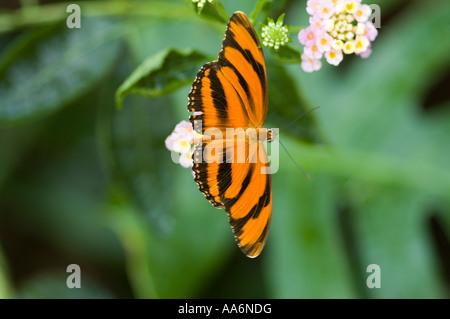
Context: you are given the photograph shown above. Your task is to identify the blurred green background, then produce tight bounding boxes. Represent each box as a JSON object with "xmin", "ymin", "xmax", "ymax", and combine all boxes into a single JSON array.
[{"xmin": 0, "ymin": 0, "xmax": 449, "ymax": 299}]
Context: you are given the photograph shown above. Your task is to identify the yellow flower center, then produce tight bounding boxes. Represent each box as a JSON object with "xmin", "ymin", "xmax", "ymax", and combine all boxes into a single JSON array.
[
  {"xmin": 355, "ymin": 40, "xmax": 363, "ymax": 50},
  {"xmin": 345, "ymin": 1, "xmax": 357, "ymax": 13},
  {"xmin": 180, "ymin": 140, "xmax": 189, "ymax": 148}
]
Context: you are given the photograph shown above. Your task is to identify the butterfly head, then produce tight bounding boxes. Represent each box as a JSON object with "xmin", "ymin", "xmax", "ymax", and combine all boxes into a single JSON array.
[
  {"xmin": 251, "ymin": 127, "xmax": 276, "ymax": 143},
  {"xmin": 267, "ymin": 128, "xmax": 276, "ymax": 143}
]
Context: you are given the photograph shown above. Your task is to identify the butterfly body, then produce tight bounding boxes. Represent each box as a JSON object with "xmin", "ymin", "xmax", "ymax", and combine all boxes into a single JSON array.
[{"xmin": 188, "ymin": 12, "xmax": 272, "ymax": 258}]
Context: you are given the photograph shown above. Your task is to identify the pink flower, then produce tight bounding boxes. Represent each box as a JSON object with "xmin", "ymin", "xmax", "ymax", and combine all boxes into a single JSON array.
[
  {"xmin": 343, "ymin": 0, "xmax": 359, "ymax": 14},
  {"xmin": 316, "ymin": 32, "xmax": 334, "ymax": 52},
  {"xmin": 179, "ymin": 151, "xmax": 194, "ymax": 168},
  {"xmin": 306, "ymin": 0, "xmax": 324, "ymax": 16},
  {"xmin": 301, "ymin": 53, "xmax": 322, "ymax": 72},
  {"xmin": 354, "ymin": 35, "xmax": 370, "ymax": 53},
  {"xmin": 174, "ymin": 120, "xmax": 194, "ymax": 142},
  {"xmin": 165, "ymin": 133, "xmax": 178, "ymax": 151},
  {"xmin": 354, "ymin": 4, "xmax": 372, "ymax": 22},
  {"xmin": 358, "ymin": 46, "xmax": 372, "ymax": 58},
  {"xmin": 172, "ymin": 137, "xmax": 192, "ymax": 154},
  {"xmin": 304, "ymin": 42, "xmax": 323, "ymax": 59},
  {"xmin": 325, "ymin": 49, "xmax": 343, "ymax": 65},
  {"xmin": 317, "ymin": 1, "xmax": 335, "ymax": 20},
  {"xmin": 166, "ymin": 120, "xmax": 196, "ymax": 168},
  {"xmin": 298, "ymin": 26, "xmax": 318, "ymax": 45},
  {"xmin": 309, "ymin": 15, "xmax": 324, "ymax": 30},
  {"xmin": 364, "ymin": 21, "xmax": 378, "ymax": 41}
]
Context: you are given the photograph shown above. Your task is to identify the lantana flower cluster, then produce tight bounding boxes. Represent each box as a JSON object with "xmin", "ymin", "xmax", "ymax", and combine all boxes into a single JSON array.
[
  {"xmin": 298, "ymin": 0, "xmax": 378, "ymax": 72},
  {"xmin": 165, "ymin": 120, "xmax": 197, "ymax": 168}
]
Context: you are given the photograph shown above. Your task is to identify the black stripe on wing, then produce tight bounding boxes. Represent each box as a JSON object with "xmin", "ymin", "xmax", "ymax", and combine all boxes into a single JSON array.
[
  {"xmin": 188, "ymin": 62, "xmax": 229, "ymax": 134},
  {"xmin": 192, "ymin": 141, "xmax": 224, "ymax": 208},
  {"xmin": 228, "ymin": 172, "xmax": 271, "ymax": 238}
]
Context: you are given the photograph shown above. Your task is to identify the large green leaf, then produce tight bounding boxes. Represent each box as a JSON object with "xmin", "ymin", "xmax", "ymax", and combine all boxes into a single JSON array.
[
  {"xmin": 267, "ymin": 159, "xmax": 357, "ymax": 298},
  {"xmin": 265, "ymin": 60, "xmax": 320, "ymax": 143},
  {"xmin": 101, "ymin": 94, "xmax": 177, "ymax": 225},
  {"xmin": 0, "ymin": 18, "xmax": 121, "ymax": 126},
  {"xmin": 115, "ymin": 49, "xmax": 208, "ymax": 108},
  {"xmin": 351, "ymin": 187, "xmax": 443, "ymax": 298}
]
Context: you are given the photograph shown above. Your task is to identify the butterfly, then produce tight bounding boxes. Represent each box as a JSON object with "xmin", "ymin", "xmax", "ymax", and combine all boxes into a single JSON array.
[{"xmin": 188, "ymin": 11, "xmax": 274, "ymax": 258}]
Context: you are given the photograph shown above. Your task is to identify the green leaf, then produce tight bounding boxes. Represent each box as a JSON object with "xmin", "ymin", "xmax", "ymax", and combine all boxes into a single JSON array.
[
  {"xmin": 102, "ymin": 88, "xmax": 178, "ymax": 225},
  {"xmin": 267, "ymin": 156, "xmax": 357, "ymax": 298},
  {"xmin": 0, "ymin": 18, "xmax": 122, "ymax": 126},
  {"xmin": 192, "ymin": 0, "xmax": 229, "ymax": 24},
  {"xmin": 265, "ymin": 60, "xmax": 319, "ymax": 142},
  {"xmin": 267, "ymin": 44, "xmax": 301, "ymax": 64},
  {"xmin": 115, "ymin": 49, "xmax": 208, "ymax": 109},
  {"xmin": 276, "ymin": 13, "xmax": 286, "ymax": 25},
  {"xmin": 249, "ymin": 0, "xmax": 272, "ymax": 25}
]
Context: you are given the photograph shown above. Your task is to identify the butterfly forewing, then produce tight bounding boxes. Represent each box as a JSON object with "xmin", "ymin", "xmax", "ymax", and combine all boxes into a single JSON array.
[
  {"xmin": 219, "ymin": 13, "xmax": 268, "ymax": 126},
  {"xmin": 189, "ymin": 11, "xmax": 272, "ymax": 258},
  {"xmin": 188, "ymin": 62, "xmax": 251, "ymax": 134}
]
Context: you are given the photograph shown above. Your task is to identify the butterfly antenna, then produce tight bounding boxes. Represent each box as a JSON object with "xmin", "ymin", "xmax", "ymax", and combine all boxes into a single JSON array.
[
  {"xmin": 279, "ymin": 105, "xmax": 320, "ymax": 133},
  {"xmin": 277, "ymin": 137, "xmax": 311, "ymax": 180}
]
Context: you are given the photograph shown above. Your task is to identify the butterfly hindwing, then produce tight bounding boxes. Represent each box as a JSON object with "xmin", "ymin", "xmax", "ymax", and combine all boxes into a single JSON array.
[
  {"xmin": 192, "ymin": 137, "xmax": 272, "ymax": 257},
  {"xmin": 220, "ymin": 140, "xmax": 272, "ymax": 257}
]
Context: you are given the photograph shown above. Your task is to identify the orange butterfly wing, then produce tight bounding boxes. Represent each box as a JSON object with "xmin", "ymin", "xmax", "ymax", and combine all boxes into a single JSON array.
[{"xmin": 188, "ymin": 12, "xmax": 271, "ymax": 258}]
